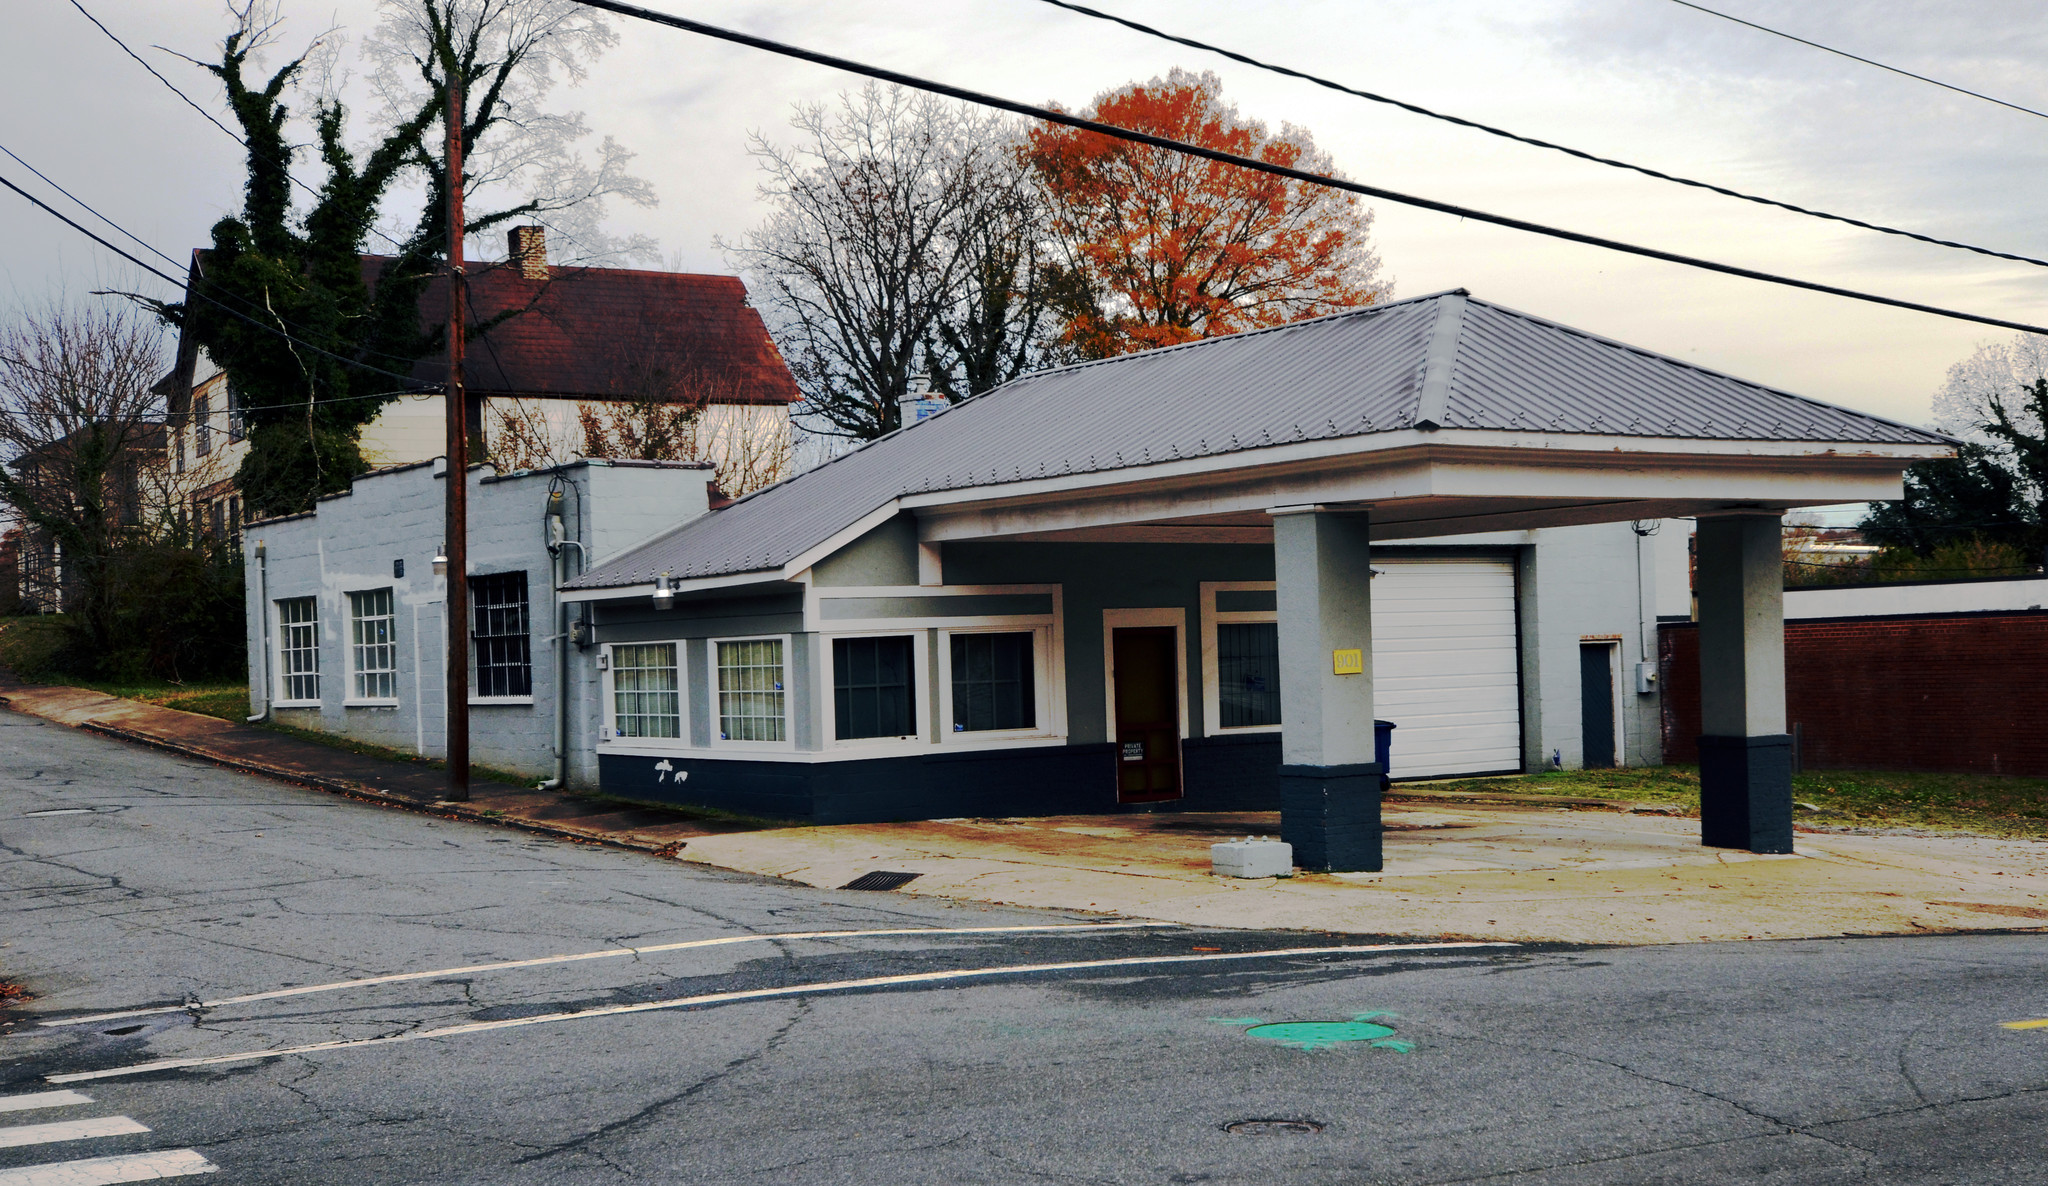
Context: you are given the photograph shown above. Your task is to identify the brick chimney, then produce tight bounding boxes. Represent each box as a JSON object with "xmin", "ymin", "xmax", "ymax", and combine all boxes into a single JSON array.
[{"xmin": 507, "ymin": 225, "xmax": 547, "ymax": 280}]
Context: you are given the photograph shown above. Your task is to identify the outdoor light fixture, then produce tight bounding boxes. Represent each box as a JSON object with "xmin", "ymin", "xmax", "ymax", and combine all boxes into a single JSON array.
[
  {"xmin": 432, "ymin": 544, "xmax": 448, "ymax": 576},
  {"xmin": 652, "ymin": 570, "xmax": 675, "ymax": 610}
]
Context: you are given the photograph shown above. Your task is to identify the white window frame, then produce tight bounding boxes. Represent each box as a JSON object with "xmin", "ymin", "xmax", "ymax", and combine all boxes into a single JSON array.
[
  {"xmin": 274, "ymin": 596, "xmax": 321, "ymax": 708},
  {"xmin": 598, "ymin": 641, "xmax": 688, "ymax": 749},
  {"xmin": 345, "ymin": 588, "xmax": 399, "ymax": 707},
  {"xmin": 823, "ymin": 629, "xmax": 929, "ymax": 750},
  {"xmin": 1101, "ymin": 607, "xmax": 1190, "ymax": 745},
  {"xmin": 937, "ymin": 623, "xmax": 1060, "ymax": 747},
  {"xmin": 1199, "ymin": 581, "xmax": 1280, "ymax": 737},
  {"xmin": 709, "ymin": 634, "xmax": 794, "ymax": 751}
]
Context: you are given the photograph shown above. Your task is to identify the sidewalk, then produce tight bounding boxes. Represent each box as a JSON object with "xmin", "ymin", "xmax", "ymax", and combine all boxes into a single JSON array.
[
  {"xmin": 674, "ymin": 804, "xmax": 2048, "ymax": 945},
  {"xmin": 0, "ymin": 677, "xmax": 756, "ymax": 854},
  {"xmin": 6, "ymin": 676, "xmax": 2046, "ymax": 944}
]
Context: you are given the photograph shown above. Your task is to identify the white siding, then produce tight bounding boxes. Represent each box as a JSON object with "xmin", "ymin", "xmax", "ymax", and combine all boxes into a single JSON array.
[{"xmin": 1372, "ymin": 558, "xmax": 1521, "ymax": 778}]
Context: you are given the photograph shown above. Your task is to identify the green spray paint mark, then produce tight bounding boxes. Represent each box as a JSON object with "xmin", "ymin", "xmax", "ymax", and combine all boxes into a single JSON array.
[{"xmin": 1215, "ymin": 1012, "xmax": 1414, "ymax": 1053}]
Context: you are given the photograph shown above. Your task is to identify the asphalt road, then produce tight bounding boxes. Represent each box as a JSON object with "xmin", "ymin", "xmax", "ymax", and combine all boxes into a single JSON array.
[{"xmin": 3, "ymin": 709, "xmax": 2046, "ymax": 1185}]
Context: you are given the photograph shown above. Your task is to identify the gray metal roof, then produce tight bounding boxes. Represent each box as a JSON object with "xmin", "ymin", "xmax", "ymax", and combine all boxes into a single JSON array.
[{"xmin": 569, "ymin": 290, "xmax": 1951, "ymax": 590}]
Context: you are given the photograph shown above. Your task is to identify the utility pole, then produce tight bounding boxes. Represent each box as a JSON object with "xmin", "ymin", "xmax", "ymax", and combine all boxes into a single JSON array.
[{"xmin": 443, "ymin": 69, "xmax": 470, "ymax": 802}]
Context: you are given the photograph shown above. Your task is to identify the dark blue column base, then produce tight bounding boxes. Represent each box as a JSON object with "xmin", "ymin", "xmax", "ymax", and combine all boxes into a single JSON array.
[
  {"xmin": 1278, "ymin": 762, "xmax": 1384, "ymax": 873},
  {"xmin": 1697, "ymin": 734, "xmax": 1794, "ymax": 854}
]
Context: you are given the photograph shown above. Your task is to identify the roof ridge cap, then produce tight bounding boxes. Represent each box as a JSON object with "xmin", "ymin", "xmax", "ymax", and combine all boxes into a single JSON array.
[
  {"xmin": 1413, "ymin": 292, "xmax": 1468, "ymax": 431},
  {"xmin": 979, "ymin": 289, "xmax": 1467, "ymax": 396}
]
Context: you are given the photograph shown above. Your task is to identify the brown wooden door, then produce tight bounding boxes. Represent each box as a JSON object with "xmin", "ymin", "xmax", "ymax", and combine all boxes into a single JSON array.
[{"xmin": 1112, "ymin": 626, "xmax": 1183, "ymax": 802}]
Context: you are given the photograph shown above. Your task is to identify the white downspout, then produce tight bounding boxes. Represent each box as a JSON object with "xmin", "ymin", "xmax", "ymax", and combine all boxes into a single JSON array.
[
  {"xmin": 538, "ymin": 535, "xmax": 584, "ymax": 792},
  {"xmin": 248, "ymin": 540, "xmax": 271, "ymax": 723}
]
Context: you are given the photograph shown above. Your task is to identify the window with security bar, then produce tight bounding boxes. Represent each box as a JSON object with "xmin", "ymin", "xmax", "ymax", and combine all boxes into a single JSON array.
[
  {"xmin": 717, "ymin": 638, "xmax": 786, "ymax": 742},
  {"xmin": 950, "ymin": 631, "xmax": 1036, "ymax": 733},
  {"xmin": 348, "ymin": 589, "xmax": 397, "ymax": 700},
  {"xmin": 611, "ymin": 643, "xmax": 680, "ymax": 738},
  {"xmin": 1217, "ymin": 622, "xmax": 1282, "ymax": 728},
  {"xmin": 470, "ymin": 571, "xmax": 531, "ymax": 698},
  {"xmin": 277, "ymin": 597, "xmax": 319, "ymax": 702},
  {"xmin": 833, "ymin": 635, "xmax": 916, "ymax": 740}
]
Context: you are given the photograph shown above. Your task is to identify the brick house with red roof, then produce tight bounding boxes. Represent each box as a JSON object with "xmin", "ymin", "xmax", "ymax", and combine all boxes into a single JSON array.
[{"xmin": 164, "ymin": 226, "xmax": 802, "ymax": 534}]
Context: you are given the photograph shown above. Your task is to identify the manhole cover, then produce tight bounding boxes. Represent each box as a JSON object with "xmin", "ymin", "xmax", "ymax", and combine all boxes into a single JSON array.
[
  {"xmin": 840, "ymin": 871, "xmax": 921, "ymax": 891},
  {"xmin": 1224, "ymin": 1119, "xmax": 1324, "ymax": 1136}
]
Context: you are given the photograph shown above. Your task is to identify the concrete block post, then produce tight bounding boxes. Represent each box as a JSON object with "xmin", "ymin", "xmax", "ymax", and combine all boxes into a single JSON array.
[
  {"xmin": 1694, "ymin": 511, "xmax": 1793, "ymax": 853},
  {"xmin": 1272, "ymin": 508, "xmax": 1382, "ymax": 872}
]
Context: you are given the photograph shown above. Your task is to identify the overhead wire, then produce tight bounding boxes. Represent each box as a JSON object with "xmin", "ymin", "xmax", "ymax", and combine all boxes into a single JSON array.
[
  {"xmin": 0, "ymin": 138, "xmax": 434, "ymax": 376},
  {"xmin": 1031, "ymin": 0, "xmax": 2048, "ymax": 271},
  {"xmin": 0, "ymin": 144, "xmax": 187, "ymax": 273},
  {"xmin": 63, "ymin": 0, "xmax": 422, "ymax": 257},
  {"xmin": 572, "ymin": 0, "xmax": 2048, "ymax": 339},
  {"xmin": 66, "ymin": 0, "xmax": 619, "ymax": 278},
  {"xmin": 1667, "ymin": 0, "xmax": 2048, "ymax": 123},
  {"xmin": 0, "ymin": 171, "xmax": 433, "ymax": 392}
]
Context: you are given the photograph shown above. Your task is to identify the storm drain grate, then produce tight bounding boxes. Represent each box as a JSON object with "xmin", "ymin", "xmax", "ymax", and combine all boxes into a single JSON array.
[
  {"xmin": 840, "ymin": 871, "xmax": 922, "ymax": 892},
  {"xmin": 1224, "ymin": 1119, "xmax": 1324, "ymax": 1136}
]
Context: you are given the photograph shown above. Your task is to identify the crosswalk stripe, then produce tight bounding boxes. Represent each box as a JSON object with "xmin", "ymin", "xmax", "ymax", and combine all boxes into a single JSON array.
[
  {"xmin": 0, "ymin": 1118, "xmax": 149, "ymax": 1150},
  {"xmin": 0, "ymin": 1149, "xmax": 217, "ymax": 1185},
  {"xmin": 44, "ymin": 921, "xmax": 1167, "ymax": 1027},
  {"xmin": 0, "ymin": 1096, "xmax": 91, "ymax": 1117}
]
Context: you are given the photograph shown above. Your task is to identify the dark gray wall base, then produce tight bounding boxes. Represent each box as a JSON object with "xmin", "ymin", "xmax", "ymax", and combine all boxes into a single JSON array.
[
  {"xmin": 598, "ymin": 733, "xmax": 1289, "ymax": 825},
  {"xmin": 1698, "ymin": 734, "xmax": 1794, "ymax": 853},
  {"xmin": 1278, "ymin": 762, "xmax": 1384, "ymax": 872},
  {"xmin": 1177, "ymin": 734, "xmax": 1282, "ymax": 811}
]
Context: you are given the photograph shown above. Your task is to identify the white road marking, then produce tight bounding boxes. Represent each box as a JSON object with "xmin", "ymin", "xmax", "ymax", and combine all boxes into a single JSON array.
[
  {"xmin": 0, "ymin": 1117, "xmax": 149, "ymax": 1149},
  {"xmin": 0, "ymin": 1149, "xmax": 217, "ymax": 1185},
  {"xmin": 43, "ymin": 922, "xmax": 1167, "ymax": 1027},
  {"xmin": 50, "ymin": 941, "xmax": 1513, "ymax": 1083},
  {"xmin": 0, "ymin": 1094, "xmax": 91, "ymax": 1116}
]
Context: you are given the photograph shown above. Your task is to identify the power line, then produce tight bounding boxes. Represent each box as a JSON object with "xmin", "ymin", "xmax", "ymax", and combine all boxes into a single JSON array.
[
  {"xmin": 0, "ymin": 171, "xmax": 434, "ymax": 392},
  {"xmin": 62, "ymin": 0, "xmax": 253, "ymax": 146},
  {"xmin": 1032, "ymin": 0, "xmax": 2048, "ymax": 271},
  {"xmin": 62, "ymin": 0, "xmax": 423, "ymax": 256},
  {"xmin": 65, "ymin": 0, "xmax": 616, "ymax": 275},
  {"xmin": 574, "ymin": 0, "xmax": 2048, "ymax": 339},
  {"xmin": 1668, "ymin": 0, "xmax": 2048, "ymax": 123},
  {"xmin": 0, "ymin": 144, "xmax": 189, "ymax": 273},
  {"xmin": 0, "ymin": 138, "xmax": 432, "ymax": 374}
]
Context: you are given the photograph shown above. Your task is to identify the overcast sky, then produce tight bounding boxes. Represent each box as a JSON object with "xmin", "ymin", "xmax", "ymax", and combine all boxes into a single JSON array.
[{"xmin": 5, "ymin": 0, "xmax": 2046, "ymax": 428}]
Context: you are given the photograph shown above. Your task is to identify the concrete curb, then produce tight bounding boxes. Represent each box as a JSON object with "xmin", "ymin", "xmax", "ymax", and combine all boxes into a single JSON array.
[{"xmin": 25, "ymin": 708, "xmax": 685, "ymax": 857}]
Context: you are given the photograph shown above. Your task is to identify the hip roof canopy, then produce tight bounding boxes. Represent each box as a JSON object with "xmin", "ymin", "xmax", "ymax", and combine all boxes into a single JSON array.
[{"xmin": 566, "ymin": 289, "xmax": 1953, "ymax": 598}]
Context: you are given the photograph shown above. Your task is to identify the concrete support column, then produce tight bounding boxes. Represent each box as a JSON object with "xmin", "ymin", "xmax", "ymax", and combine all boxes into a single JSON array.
[
  {"xmin": 1694, "ymin": 511, "xmax": 1793, "ymax": 853},
  {"xmin": 1272, "ymin": 508, "xmax": 1381, "ymax": 872}
]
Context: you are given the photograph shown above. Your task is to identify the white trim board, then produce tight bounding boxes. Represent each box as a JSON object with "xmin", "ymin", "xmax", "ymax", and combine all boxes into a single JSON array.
[{"xmin": 1101, "ymin": 607, "xmax": 1190, "ymax": 746}]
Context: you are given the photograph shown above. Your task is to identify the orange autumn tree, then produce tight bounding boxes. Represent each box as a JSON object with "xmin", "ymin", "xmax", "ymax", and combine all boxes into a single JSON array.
[{"xmin": 1025, "ymin": 69, "xmax": 1389, "ymax": 358}]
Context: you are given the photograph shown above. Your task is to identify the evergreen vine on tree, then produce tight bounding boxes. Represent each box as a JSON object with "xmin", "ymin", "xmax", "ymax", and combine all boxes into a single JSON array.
[{"xmin": 158, "ymin": 1, "xmax": 653, "ymax": 518}]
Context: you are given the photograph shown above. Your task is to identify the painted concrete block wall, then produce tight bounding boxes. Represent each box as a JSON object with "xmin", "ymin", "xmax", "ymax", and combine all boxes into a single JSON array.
[
  {"xmin": 1652, "ymin": 519, "xmax": 1694, "ymax": 621},
  {"xmin": 1518, "ymin": 521, "xmax": 1664, "ymax": 770},
  {"xmin": 943, "ymin": 541, "xmax": 1278, "ymax": 744},
  {"xmin": 583, "ymin": 462, "xmax": 713, "ymax": 568},
  {"xmin": 243, "ymin": 458, "xmax": 711, "ymax": 785}
]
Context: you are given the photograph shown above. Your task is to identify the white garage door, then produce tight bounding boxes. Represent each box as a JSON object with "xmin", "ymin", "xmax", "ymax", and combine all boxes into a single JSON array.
[{"xmin": 1371, "ymin": 558, "xmax": 1523, "ymax": 779}]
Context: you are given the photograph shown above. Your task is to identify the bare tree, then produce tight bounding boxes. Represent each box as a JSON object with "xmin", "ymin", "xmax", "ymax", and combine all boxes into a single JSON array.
[
  {"xmin": 1932, "ymin": 333, "xmax": 2048, "ymax": 443},
  {"xmin": 0, "ymin": 300, "xmax": 169, "ymax": 651},
  {"xmin": 362, "ymin": 0, "xmax": 657, "ymax": 266},
  {"xmin": 724, "ymin": 85, "xmax": 1070, "ymax": 441}
]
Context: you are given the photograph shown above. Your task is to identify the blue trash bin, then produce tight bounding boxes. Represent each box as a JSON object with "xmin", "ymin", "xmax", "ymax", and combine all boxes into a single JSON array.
[{"xmin": 1374, "ymin": 720, "xmax": 1396, "ymax": 793}]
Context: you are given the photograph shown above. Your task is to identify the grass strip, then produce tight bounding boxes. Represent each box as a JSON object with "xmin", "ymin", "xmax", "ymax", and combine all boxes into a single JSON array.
[{"xmin": 1421, "ymin": 766, "xmax": 2048, "ymax": 839}]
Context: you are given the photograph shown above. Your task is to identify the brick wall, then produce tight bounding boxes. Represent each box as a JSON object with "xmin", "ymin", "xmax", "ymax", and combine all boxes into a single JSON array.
[{"xmin": 1660, "ymin": 612, "xmax": 2048, "ymax": 776}]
